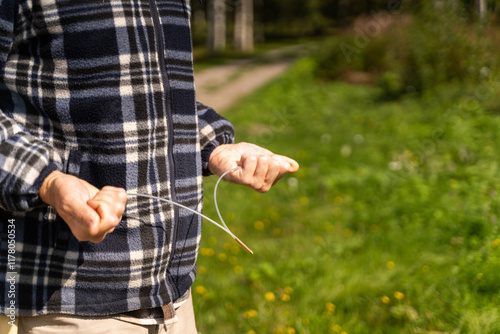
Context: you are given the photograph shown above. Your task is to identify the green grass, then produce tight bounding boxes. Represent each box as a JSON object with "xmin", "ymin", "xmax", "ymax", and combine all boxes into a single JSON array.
[{"xmin": 193, "ymin": 58, "xmax": 500, "ymax": 334}]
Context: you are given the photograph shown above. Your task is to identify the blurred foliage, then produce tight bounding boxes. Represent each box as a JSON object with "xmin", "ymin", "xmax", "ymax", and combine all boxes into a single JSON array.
[
  {"xmin": 312, "ymin": 2, "xmax": 499, "ymax": 99},
  {"xmin": 191, "ymin": 0, "xmax": 500, "ymax": 47},
  {"xmin": 194, "ymin": 58, "xmax": 500, "ymax": 333},
  {"xmin": 190, "ymin": 0, "xmax": 400, "ymax": 46}
]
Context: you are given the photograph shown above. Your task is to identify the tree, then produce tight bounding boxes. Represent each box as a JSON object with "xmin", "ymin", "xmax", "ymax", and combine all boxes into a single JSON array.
[
  {"xmin": 476, "ymin": 0, "xmax": 487, "ymax": 21},
  {"xmin": 234, "ymin": 0, "xmax": 254, "ymax": 52},
  {"xmin": 207, "ymin": 0, "xmax": 226, "ymax": 54}
]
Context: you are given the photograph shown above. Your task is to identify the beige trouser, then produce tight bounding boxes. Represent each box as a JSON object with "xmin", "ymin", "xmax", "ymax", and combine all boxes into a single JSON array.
[{"xmin": 0, "ymin": 293, "xmax": 197, "ymax": 334}]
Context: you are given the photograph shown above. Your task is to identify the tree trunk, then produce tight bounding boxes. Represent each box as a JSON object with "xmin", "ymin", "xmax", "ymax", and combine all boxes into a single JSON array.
[
  {"xmin": 207, "ymin": 0, "xmax": 226, "ymax": 54},
  {"xmin": 254, "ymin": 0, "xmax": 264, "ymax": 44},
  {"xmin": 234, "ymin": 0, "xmax": 254, "ymax": 52},
  {"xmin": 338, "ymin": 0, "xmax": 350, "ymax": 27},
  {"xmin": 476, "ymin": 0, "xmax": 487, "ymax": 21}
]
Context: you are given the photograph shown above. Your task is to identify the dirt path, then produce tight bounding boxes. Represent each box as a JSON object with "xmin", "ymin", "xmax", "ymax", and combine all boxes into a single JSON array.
[{"xmin": 194, "ymin": 45, "xmax": 307, "ymax": 112}]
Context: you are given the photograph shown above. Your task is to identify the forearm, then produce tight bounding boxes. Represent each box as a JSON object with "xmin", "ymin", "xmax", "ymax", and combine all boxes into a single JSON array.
[
  {"xmin": 196, "ymin": 102, "xmax": 235, "ymax": 175},
  {"xmin": 0, "ymin": 114, "xmax": 63, "ymax": 211},
  {"xmin": 39, "ymin": 170, "xmax": 127, "ymax": 243}
]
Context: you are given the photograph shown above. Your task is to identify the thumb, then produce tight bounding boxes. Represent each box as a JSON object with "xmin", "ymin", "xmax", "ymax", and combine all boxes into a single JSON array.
[
  {"xmin": 61, "ymin": 199, "xmax": 101, "ymax": 241},
  {"xmin": 86, "ymin": 199, "xmax": 104, "ymax": 235}
]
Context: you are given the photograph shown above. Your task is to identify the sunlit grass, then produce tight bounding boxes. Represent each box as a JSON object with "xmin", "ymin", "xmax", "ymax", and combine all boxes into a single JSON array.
[{"xmin": 194, "ymin": 58, "xmax": 500, "ymax": 333}]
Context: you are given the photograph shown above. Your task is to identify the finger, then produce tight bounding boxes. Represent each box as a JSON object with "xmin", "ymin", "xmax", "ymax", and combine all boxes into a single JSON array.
[
  {"xmin": 273, "ymin": 155, "xmax": 299, "ymax": 172},
  {"xmin": 64, "ymin": 205, "xmax": 101, "ymax": 241},
  {"xmin": 240, "ymin": 154, "xmax": 258, "ymax": 185},
  {"xmin": 260, "ymin": 159, "xmax": 282, "ymax": 193},
  {"xmin": 91, "ymin": 187, "xmax": 127, "ymax": 216},
  {"xmin": 285, "ymin": 158, "xmax": 299, "ymax": 172},
  {"xmin": 87, "ymin": 199, "xmax": 121, "ymax": 241},
  {"xmin": 87, "ymin": 187, "xmax": 127, "ymax": 241},
  {"xmin": 252, "ymin": 155, "xmax": 270, "ymax": 191},
  {"xmin": 93, "ymin": 186, "xmax": 127, "ymax": 203}
]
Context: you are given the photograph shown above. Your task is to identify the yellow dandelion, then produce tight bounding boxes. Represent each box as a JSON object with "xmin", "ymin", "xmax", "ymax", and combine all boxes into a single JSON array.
[
  {"xmin": 218, "ymin": 252, "xmax": 227, "ymax": 261},
  {"xmin": 284, "ymin": 286, "xmax": 293, "ymax": 294},
  {"xmin": 200, "ymin": 248, "xmax": 214, "ymax": 256},
  {"xmin": 492, "ymin": 239, "xmax": 500, "ymax": 248},
  {"xmin": 333, "ymin": 325, "xmax": 342, "ymax": 333},
  {"xmin": 280, "ymin": 293, "xmax": 290, "ymax": 302},
  {"xmin": 244, "ymin": 309, "xmax": 258, "ymax": 318},
  {"xmin": 195, "ymin": 286, "xmax": 206, "ymax": 295},
  {"xmin": 274, "ymin": 328, "xmax": 284, "ymax": 334},
  {"xmin": 197, "ymin": 265, "xmax": 207, "ymax": 275},
  {"xmin": 340, "ymin": 332, "xmax": 348, "ymax": 334},
  {"xmin": 286, "ymin": 327, "xmax": 296, "ymax": 334},
  {"xmin": 450, "ymin": 179, "xmax": 458, "ymax": 189},
  {"xmin": 302, "ymin": 318, "xmax": 310, "ymax": 326},
  {"xmin": 254, "ymin": 220, "xmax": 265, "ymax": 231},
  {"xmin": 326, "ymin": 302, "xmax": 336, "ymax": 313},
  {"xmin": 229, "ymin": 256, "xmax": 238, "ymax": 265},
  {"xmin": 234, "ymin": 265, "xmax": 243, "ymax": 274},
  {"xmin": 248, "ymin": 331, "xmax": 256, "ymax": 334},
  {"xmin": 386, "ymin": 261, "xmax": 395, "ymax": 269},
  {"xmin": 477, "ymin": 273, "xmax": 484, "ymax": 280},
  {"xmin": 394, "ymin": 291, "xmax": 405, "ymax": 300},
  {"xmin": 381, "ymin": 296, "xmax": 390, "ymax": 304},
  {"xmin": 265, "ymin": 292, "xmax": 276, "ymax": 302}
]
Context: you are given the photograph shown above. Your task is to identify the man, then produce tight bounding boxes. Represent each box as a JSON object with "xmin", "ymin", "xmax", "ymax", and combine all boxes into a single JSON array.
[{"xmin": 0, "ymin": 1, "xmax": 298, "ymax": 333}]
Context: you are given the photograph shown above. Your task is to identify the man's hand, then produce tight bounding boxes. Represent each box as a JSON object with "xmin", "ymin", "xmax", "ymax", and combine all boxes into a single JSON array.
[
  {"xmin": 39, "ymin": 171, "xmax": 127, "ymax": 243},
  {"xmin": 208, "ymin": 142, "xmax": 299, "ymax": 193}
]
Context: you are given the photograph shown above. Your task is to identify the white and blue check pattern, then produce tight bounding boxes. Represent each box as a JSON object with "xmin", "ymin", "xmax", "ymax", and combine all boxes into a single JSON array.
[{"xmin": 0, "ymin": 0, "xmax": 234, "ymax": 317}]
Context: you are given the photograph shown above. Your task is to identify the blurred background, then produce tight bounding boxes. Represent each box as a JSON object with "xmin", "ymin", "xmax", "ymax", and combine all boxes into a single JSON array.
[{"xmin": 190, "ymin": 1, "xmax": 500, "ymax": 333}]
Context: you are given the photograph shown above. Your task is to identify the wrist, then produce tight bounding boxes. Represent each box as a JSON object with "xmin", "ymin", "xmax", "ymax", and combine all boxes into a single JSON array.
[
  {"xmin": 39, "ymin": 170, "xmax": 64, "ymax": 206},
  {"xmin": 208, "ymin": 144, "xmax": 233, "ymax": 175}
]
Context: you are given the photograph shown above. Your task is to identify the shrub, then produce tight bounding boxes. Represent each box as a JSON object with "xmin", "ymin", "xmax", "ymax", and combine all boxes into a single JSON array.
[{"xmin": 312, "ymin": 1, "xmax": 498, "ymax": 98}]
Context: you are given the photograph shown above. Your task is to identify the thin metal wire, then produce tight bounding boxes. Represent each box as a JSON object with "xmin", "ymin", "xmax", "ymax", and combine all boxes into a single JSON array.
[{"xmin": 127, "ymin": 166, "xmax": 254, "ymax": 254}]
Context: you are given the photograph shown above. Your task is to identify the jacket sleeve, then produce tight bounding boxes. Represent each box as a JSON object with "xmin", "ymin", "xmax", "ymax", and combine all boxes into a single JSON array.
[
  {"xmin": 0, "ymin": 1, "xmax": 63, "ymax": 212},
  {"xmin": 196, "ymin": 102, "xmax": 235, "ymax": 176}
]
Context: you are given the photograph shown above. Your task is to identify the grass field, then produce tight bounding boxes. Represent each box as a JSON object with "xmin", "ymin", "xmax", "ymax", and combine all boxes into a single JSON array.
[{"xmin": 192, "ymin": 58, "xmax": 500, "ymax": 334}]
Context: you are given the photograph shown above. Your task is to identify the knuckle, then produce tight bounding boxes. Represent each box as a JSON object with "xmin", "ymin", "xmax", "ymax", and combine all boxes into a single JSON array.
[
  {"xmin": 258, "ymin": 155, "xmax": 270, "ymax": 163},
  {"xmin": 244, "ymin": 155, "xmax": 258, "ymax": 164},
  {"xmin": 115, "ymin": 188, "xmax": 128, "ymax": 199},
  {"xmin": 259, "ymin": 183, "xmax": 271, "ymax": 193},
  {"xmin": 115, "ymin": 201, "xmax": 126, "ymax": 214},
  {"xmin": 256, "ymin": 186, "xmax": 267, "ymax": 193},
  {"xmin": 253, "ymin": 180, "xmax": 265, "ymax": 191},
  {"xmin": 107, "ymin": 215, "xmax": 121, "ymax": 226},
  {"xmin": 271, "ymin": 159, "xmax": 282, "ymax": 169}
]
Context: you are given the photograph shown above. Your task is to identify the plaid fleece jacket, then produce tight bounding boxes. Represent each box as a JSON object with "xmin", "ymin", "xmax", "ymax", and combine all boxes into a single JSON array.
[{"xmin": 0, "ymin": 0, "xmax": 234, "ymax": 316}]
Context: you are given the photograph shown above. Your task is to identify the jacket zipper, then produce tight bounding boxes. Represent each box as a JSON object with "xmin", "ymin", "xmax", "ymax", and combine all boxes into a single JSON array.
[{"xmin": 148, "ymin": 0, "xmax": 180, "ymax": 278}]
